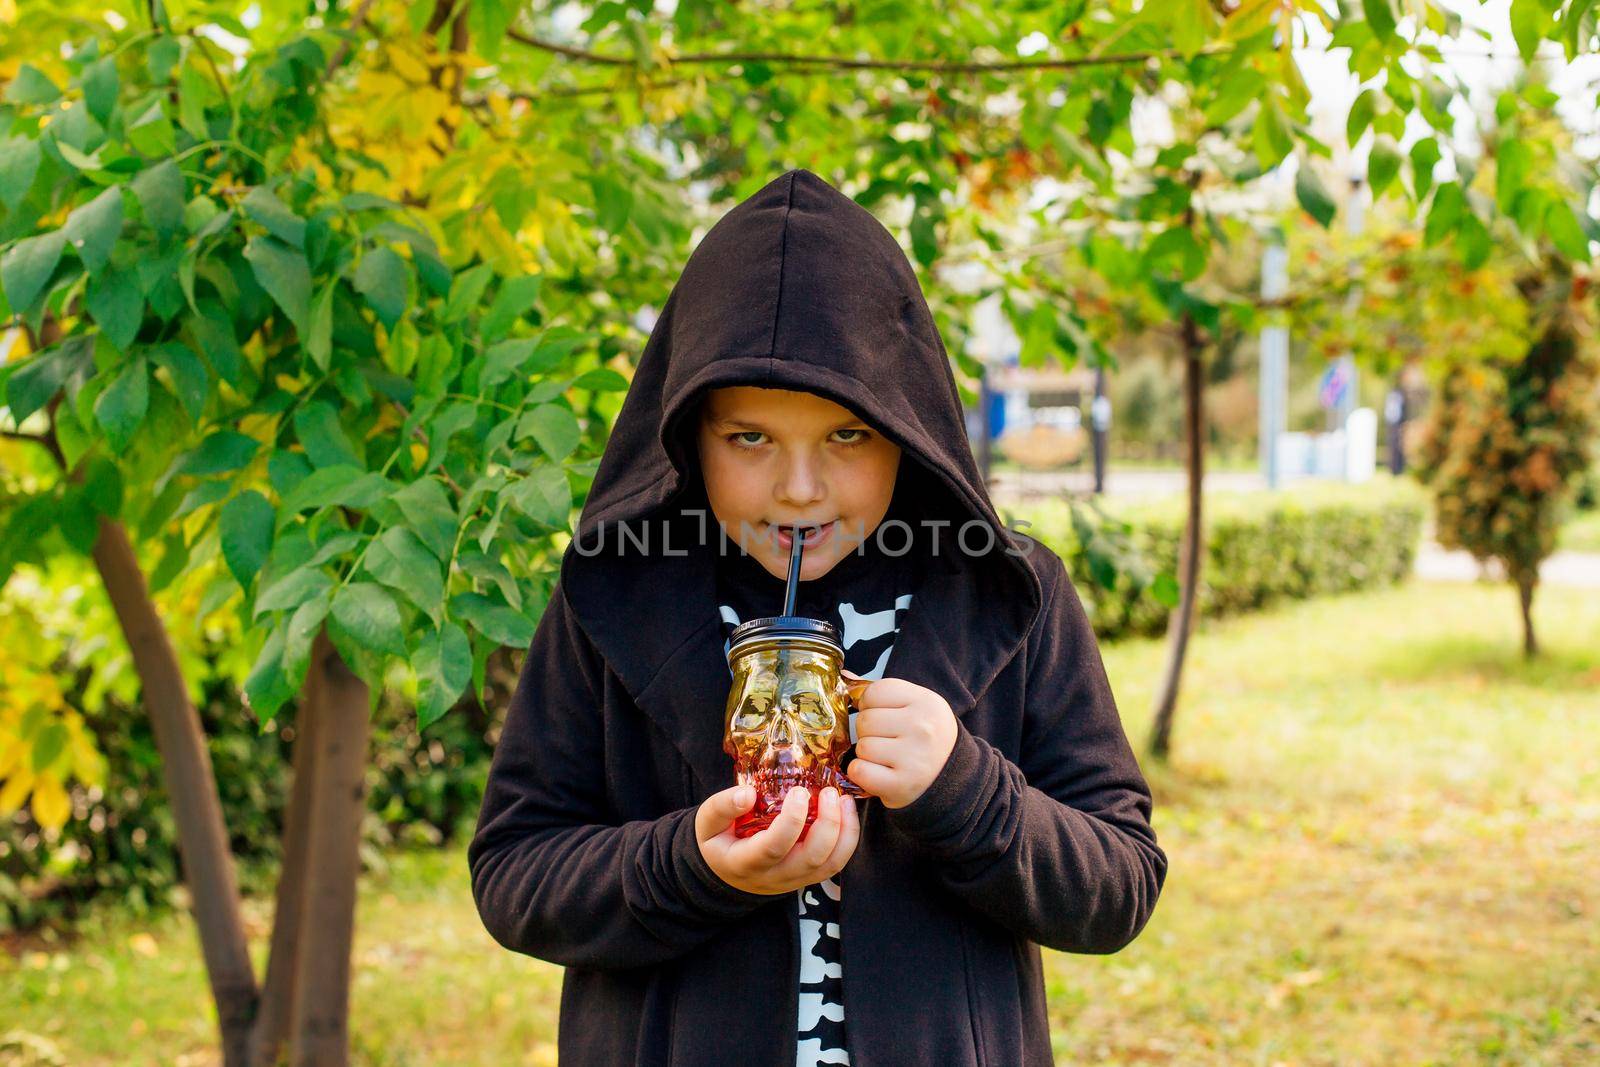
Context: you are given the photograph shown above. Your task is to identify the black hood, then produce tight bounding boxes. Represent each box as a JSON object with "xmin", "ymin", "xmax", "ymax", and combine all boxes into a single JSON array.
[{"xmin": 557, "ymin": 168, "xmax": 1045, "ymax": 791}]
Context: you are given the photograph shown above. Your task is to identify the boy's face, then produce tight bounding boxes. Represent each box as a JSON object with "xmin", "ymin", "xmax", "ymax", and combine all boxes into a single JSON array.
[{"xmin": 696, "ymin": 386, "xmax": 902, "ymax": 582}]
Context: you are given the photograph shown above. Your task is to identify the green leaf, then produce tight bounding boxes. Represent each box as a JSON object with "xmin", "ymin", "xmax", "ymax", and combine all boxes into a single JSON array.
[
  {"xmin": 220, "ymin": 490, "xmax": 275, "ymax": 589},
  {"xmin": 1362, "ymin": 0, "xmax": 1397, "ymax": 38},
  {"xmin": 133, "ymin": 160, "xmax": 185, "ymax": 239},
  {"xmin": 591, "ymin": 175, "xmax": 633, "ymax": 234},
  {"xmin": 126, "ymin": 100, "xmax": 176, "ymax": 157},
  {"xmin": 149, "ymin": 342, "xmax": 208, "ymax": 424},
  {"xmin": 1423, "ymin": 183, "xmax": 1465, "ymax": 245},
  {"xmin": 82, "ymin": 57, "xmax": 120, "ymax": 125},
  {"xmin": 480, "ymin": 339, "xmax": 538, "ymax": 389},
  {"xmin": 1346, "ymin": 89, "xmax": 1376, "ymax": 147},
  {"xmin": 909, "ymin": 206, "xmax": 938, "ymax": 268},
  {"xmin": 255, "ymin": 566, "xmax": 335, "ymax": 616},
  {"xmin": 31, "ymin": 723, "xmax": 69, "ymax": 773},
  {"xmin": 517, "ymin": 404, "xmax": 582, "ymax": 461},
  {"xmin": 502, "ymin": 465, "xmax": 571, "ymax": 529},
  {"xmin": 1, "ymin": 230, "xmax": 67, "ymax": 313},
  {"xmin": 4, "ymin": 65, "xmax": 61, "ymax": 105},
  {"xmin": 282, "ymin": 597, "xmax": 330, "ymax": 690},
  {"xmin": 276, "ymin": 466, "xmax": 393, "ymax": 523},
  {"xmin": 1493, "ymin": 141, "xmax": 1528, "ymax": 217},
  {"xmin": 94, "ymin": 357, "xmax": 149, "ymax": 450},
  {"xmin": 1543, "ymin": 201, "xmax": 1591, "ymax": 260},
  {"xmin": 451, "ymin": 592, "xmax": 536, "ymax": 648},
  {"xmin": 1295, "ymin": 162, "xmax": 1337, "ymax": 227},
  {"xmin": 1150, "ymin": 572, "xmax": 1180, "ymax": 608},
  {"xmin": 244, "ymin": 237, "xmax": 311, "ymax": 336},
  {"xmin": 176, "ymin": 480, "xmax": 231, "ymax": 518},
  {"xmin": 354, "ymin": 245, "xmax": 409, "ymax": 330},
  {"xmin": 180, "ymin": 430, "xmax": 260, "ymax": 475},
  {"xmin": 54, "ymin": 141, "xmax": 107, "ymax": 174},
  {"xmin": 5, "ymin": 340, "xmax": 92, "ymax": 423},
  {"xmin": 307, "ymin": 282, "xmax": 335, "ymax": 371},
  {"xmin": 1367, "ymin": 136, "xmax": 1402, "ymax": 198},
  {"xmin": 444, "ymin": 263, "xmax": 494, "ymax": 322},
  {"xmin": 80, "ymin": 455, "xmax": 124, "ymax": 518},
  {"xmin": 1563, "ymin": 0, "xmax": 1597, "ymax": 60},
  {"xmin": 330, "ymin": 582, "xmax": 407, "ymax": 658},
  {"xmin": 178, "ymin": 60, "xmax": 210, "ymax": 139},
  {"xmin": 293, "ymin": 401, "xmax": 362, "ymax": 470},
  {"xmin": 1144, "ymin": 227, "xmax": 1206, "ymax": 280},
  {"xmin": 86, "ymin": 266, "xmax": 144, "ymax": 351},
  {"xmin": 364, "ymin": 526, "xmax": 445, "ymax": 621},
  {"xmin": 242, "ymin": 187, "xmax": 306, "ymax": 248},
  {"xmin": 1410, "ymin": 138, "xmax": 1441, "ymax": 200},
  {"xmin": 244, "ymin": 625, "xmax": 293, "ymax": 721},
  {"xmin": 1510, "ymin": 0, "xmax": 1547, "ymax": 61},
  {"xmin": 481, "ymin": 274, "xmax": 543, "ymax": 341},
  {"xmin": 572, "ymin": 368, "xmax": 628, "ymax": 392},
  {"xmin": 0, "ymin": 137, "xmax": 42, "ymax": 210},
  {"xmin": 1252, "ymin": 94, "xmax": 1294, "ymax": 171},
  {"xmin": 1456, "ymin": 211, "xmax": 1492, "ymax": 269},
  {"xmin": 415, "ymin": 623, "xmax": 472, "ymax": 730},
  {"xmin": 393, "ymin": 477, "xmax": 458, "ymax": 560}
]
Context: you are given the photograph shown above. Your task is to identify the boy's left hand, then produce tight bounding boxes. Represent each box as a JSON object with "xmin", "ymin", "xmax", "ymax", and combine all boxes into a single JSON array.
[{"xmin": 839, "ymin": 669, "xmax": 957, "ymax": 809}]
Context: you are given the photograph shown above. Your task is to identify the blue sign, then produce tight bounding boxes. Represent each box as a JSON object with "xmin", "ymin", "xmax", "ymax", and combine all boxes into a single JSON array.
[{"xmin": 1319, "ymin": 360, "xmax": 1352, "ymax": 410}]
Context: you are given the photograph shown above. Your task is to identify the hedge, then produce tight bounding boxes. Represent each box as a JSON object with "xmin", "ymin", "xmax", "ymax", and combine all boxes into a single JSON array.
[{"xmin": 1009, "ymin": 476, "xmax": 1427, "ymax": 641}]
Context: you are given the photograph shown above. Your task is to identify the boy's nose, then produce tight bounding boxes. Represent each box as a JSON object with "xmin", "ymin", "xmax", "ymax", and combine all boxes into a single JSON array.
[{"xmin": 774, "ymin": 454, "xmax": 826, "ymax": 507}]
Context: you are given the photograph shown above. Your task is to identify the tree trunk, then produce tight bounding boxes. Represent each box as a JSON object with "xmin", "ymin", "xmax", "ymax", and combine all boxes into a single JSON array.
[
  {"xmin": 1517, "ymin": 573, "xmax": 1539, "ymax": 659},
  {"xmin": 91, "ymin": 518, "xmax": 259, "ymax": 1065},
  {"xmin": 1148, "ymin": 311, "xmax": 1205, "ymax": 761},
  {"xmin": 288, "ymin": 627, "xmax": 372, "ymax": 1067},
  {"xmin": 248, "ymin": 686, "xmax": 322, "ymax": 1067}
]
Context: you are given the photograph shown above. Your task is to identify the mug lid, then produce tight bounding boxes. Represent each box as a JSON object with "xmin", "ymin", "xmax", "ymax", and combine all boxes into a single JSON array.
[{"xmin": 728, "ymin": 615, "xmax": 843, "ymax": 656}]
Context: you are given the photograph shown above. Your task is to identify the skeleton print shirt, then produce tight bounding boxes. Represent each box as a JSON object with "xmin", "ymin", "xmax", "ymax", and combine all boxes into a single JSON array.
[{"xmin": 714, "ymin": 536, "xmax": 919, "ymax": 1067}]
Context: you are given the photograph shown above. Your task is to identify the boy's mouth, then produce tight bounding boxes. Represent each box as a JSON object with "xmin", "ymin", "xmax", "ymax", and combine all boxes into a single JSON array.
[{"xmin": 769, "ymin": 520, "xmax": 836, "ymax": 549}]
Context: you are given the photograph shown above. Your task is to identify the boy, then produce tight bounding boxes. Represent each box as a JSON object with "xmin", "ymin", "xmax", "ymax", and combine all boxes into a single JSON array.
[{"xmin": 468, "ymin": 168, "xmax": 1167, "ymax": 1067}]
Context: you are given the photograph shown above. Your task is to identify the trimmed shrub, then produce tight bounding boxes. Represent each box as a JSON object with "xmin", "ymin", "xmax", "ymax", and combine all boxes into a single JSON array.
[{"xmin": 1010, "ymin": 477, "xmax": 1426, "ymax": 640}]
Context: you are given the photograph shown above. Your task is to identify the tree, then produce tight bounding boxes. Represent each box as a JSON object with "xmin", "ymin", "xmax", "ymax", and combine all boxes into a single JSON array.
[
  {"xmin": 0, "ymin": 6, "xmax": 632, "ymax": 1062},
  {"xmin": 1293, "ymin": 70, "xmax": 1600, "ymax": 659},
  {"xmin": 1413, "ymin": 268, "xmax": 1598, "ymax": 656}
]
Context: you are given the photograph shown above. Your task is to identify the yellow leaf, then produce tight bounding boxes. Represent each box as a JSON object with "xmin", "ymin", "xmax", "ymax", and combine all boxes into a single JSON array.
[
  {"xmin": 0, "ymin": 767, "xmax": 35, "ymax": 816},
  {"xmin": 31, "ymin": 775, "xmax": 70, "ymax": 829},
  {"xmin": 128, "ymin": 933, "xmax": 160, "ymax": 958},
  {"xmin": 387, "ymin": 45, "xmax": 431, "ymax": 84}
]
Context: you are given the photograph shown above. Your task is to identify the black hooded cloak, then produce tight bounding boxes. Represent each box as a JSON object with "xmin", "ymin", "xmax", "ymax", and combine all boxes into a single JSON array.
[{"xmin": 467, "ymin": 168, "xmax": 1167, "ymax": 1067}]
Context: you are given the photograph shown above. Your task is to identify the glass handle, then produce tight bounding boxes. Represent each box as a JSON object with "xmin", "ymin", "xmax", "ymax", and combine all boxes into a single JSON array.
[{"xmin": 835, "ymin": 673, "xmax": 871, "ymax": 799}]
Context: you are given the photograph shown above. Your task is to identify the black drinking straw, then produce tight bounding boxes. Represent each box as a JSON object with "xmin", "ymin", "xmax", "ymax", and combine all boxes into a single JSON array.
[{"xmin": 781, "ymin": 525, "xmax": 805, "ymax": 616}]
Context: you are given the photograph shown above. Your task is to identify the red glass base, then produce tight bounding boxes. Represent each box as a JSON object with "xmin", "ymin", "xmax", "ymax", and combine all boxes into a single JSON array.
[{"xmin": 731, "ymin": 777, "xmax": 866, "ymax": 840}]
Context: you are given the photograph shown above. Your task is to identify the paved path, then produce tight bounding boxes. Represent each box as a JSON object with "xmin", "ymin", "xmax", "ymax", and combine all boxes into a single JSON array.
[
  {"xmin": 989, "ymin": 468, "xmax": 1264, "ymax": 500},
  {"xmin": 1414, "ymin": 543, "xmax": 1600, "ymax": 589}
]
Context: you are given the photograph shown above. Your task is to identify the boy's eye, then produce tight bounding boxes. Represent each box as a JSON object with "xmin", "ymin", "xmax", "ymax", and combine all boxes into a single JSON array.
[{"xmin": 725, "ymin": 429, "xmax": 870, "ymax": 448}]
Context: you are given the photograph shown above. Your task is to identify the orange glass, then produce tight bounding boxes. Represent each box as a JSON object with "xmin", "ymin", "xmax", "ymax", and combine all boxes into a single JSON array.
[{"xmin": 723, "ymin": 628, "xmax": 872, "ymax": 839}]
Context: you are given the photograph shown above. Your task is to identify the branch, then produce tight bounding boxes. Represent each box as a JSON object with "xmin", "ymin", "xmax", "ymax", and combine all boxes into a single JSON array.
[
  {"xmin": 325, "ymin": 0, "xmax": 379, "ymax": 76},
  {"xmin": 505, "ymin": 28, "xmax": 1234, "ymax": 73}
]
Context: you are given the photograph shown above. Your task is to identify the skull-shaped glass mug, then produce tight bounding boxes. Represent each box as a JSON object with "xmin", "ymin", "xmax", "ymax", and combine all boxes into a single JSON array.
[{"xmin": 723, "ymin": 615, "xmax": 872, "ymax": 839}]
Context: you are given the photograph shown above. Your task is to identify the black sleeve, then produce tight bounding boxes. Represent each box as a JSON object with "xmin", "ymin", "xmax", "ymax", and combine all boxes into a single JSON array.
[
  {"xmin": 467, "ymin": 582, "xmax": 774, "ymax": 970},
  {"xmin": 881, "ymin": 553, "xmax": 1168, "ymax": 954}
]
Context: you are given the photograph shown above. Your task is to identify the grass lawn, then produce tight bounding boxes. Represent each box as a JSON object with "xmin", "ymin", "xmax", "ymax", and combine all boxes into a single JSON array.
[
  {"xmin": 1561, "ymin": 508, "xmax": 1600, "ymax": 553},
  {"xmin": 3, "ymin": 581, "xmax": 1597, "ymax": 1065}
]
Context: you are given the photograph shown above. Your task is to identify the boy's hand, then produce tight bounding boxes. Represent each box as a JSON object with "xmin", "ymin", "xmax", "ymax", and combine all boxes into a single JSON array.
[
  {"xmin": 840, "ymin": 669, "xmax": 957, "ymax": 809},
  {"xmin": 694, "ymin": 784, "xmax": 860, "ymax": 896}
]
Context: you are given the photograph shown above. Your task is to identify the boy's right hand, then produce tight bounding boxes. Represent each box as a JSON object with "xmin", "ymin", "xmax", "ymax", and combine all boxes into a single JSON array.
[{"xmin": 694, "ymin": 784, "xmax": 859, "ymax": 896}]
